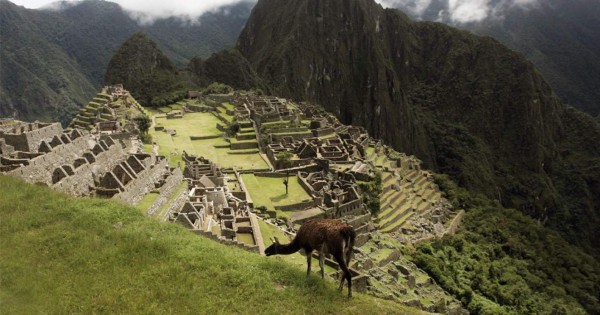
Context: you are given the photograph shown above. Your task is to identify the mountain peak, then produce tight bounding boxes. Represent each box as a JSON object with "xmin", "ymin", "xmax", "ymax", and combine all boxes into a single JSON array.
[
  {"xmin": 237, "ymin": 0, "xmax": 600, "ymax": 259},
  {"xmin": 104, "ymin": 32, "xmax": 182, "ymax": 105}
]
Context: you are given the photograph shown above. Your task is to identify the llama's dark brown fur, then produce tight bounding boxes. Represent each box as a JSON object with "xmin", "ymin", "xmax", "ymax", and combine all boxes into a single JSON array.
[{"xmin": 264, "ymin": 219, "xmax": 356, "ymax": 297}]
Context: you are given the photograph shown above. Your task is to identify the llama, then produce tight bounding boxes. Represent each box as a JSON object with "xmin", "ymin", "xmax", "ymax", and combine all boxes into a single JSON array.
[{"xmin": 264, "ymin": 219, "xmax": 356, "ymax": 297}]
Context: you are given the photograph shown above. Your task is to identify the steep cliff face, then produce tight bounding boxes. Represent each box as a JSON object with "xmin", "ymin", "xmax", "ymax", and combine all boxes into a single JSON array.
[
  {"xmin": 104, "ymin": 32, "xmax": 184, "ymax": 106},
  {"xmin": 237, "ymin": 0, "xmax": 600, "ymax": 251}
]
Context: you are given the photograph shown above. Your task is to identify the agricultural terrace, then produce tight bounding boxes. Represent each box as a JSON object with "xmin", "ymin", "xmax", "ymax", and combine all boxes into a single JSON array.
[
  {"xmin": 241, "ymin": 174, "xmax": 312, "ymax": 212},
  {"xmin": 148, "ymin": 111, "xmax": 268, "ymax": 170}
]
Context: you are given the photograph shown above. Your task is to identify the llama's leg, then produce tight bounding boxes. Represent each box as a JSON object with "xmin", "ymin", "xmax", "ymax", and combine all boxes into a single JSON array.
[
  {"xmin": 319, "ymin": 250, "xmax": 325, "ymax": 279},
  {"xmin": 345, "ymin": 243, "xmax": 353, "ymax": 269},
  {"xmin": 334, "ymin": 253, "xmax": 352, "ymax": 298},
  {"xmin": 305, "ymin": 250, "xmax": 312, "ymax": 276}
]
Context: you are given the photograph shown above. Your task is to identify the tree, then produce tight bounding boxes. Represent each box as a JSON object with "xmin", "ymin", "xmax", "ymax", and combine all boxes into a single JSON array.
[
  {"xmin": 133, "ymin": 114, "xmax": 151, "ymax": 134},
  {"xmin": 276, "ymin": 151, "xmax": 294, "ymax": 195}
]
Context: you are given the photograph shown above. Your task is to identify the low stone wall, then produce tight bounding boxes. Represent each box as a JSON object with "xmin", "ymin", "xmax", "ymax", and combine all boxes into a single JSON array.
[
  {"xmin": 254, "ymin": 172, "xmax": 288, "ymax": 178},
  {"xmin": 194, "ymin": 230, "xmax": 259, "ymax": 253},
  {"xmin": 163, "ymin": 189, "xmax": 190, "ymax": 222},
  {"xmin": 212, "ymin": 112, "xmax": 230, "ymax": 125},
  {"xmin": 190, "ymin": 135, "xmax": 221, "ymax": 140},
  {"xmin": 235, "ymin": 168, "xmax": 271, "ymax": 175},
  {"xmin": 113, "ymin": 159, "xmax": 169, "ymax": 205},
  {"xmin": 444, "ymin": 210, "xmax": 464, "ymax": 236},
  {"xmin": 346, "ymin": 213, "xmax": 372, "ymax": 228},
  {"xmin": 146, "ymin": 168, "xmax": 184, "ymax": 217},
  {"xmin": 271, "ymin": 132, "xmax": 312, "ymax": 142},
  {"xmin": 355, "ymin": 233, "xmax": 370, "ymax": 247},
  {"xmin": 378, "ymin": 249, "xmax": 403, "ymax": 267},
  {"xmin": 230, "ymin": 141, "xmax": 258, "ymax": 150},
  {"xmin": 274, "ymin": 200, "xmax": 317, "ymax": 211}
]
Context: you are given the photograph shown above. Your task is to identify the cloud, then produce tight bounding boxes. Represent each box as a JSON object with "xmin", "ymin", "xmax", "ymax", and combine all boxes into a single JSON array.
[
  {"xmin": 376, "ymin": 0, "xmax": 433, "ymax": 16},
  {"xmin": 12, "ymin": 0, "xmax": 256, "ymax": 23},
  {"xmin": 115, "ymin": 0, "xmax": 256, "ymax": 24},
  {"xmin": 375, "ymin": 0, "xmax": 540, "ymax": 23},
  {"xmin": 448, "ymin": 0, "xmax": 490, "ymax": 23}
]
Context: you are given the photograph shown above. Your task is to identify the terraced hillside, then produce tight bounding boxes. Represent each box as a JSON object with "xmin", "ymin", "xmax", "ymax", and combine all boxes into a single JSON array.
[
  {"xmin": 365, "ymin": 144, "xmax": 457, "ymax": 238},
  {"xmin": 69, "ymin": 87, "xmax": 147, "ymax": 131}
]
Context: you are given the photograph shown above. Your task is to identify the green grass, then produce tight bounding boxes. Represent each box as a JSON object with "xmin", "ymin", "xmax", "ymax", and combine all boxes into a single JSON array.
[
  {"xmin": 257, "ymin": 220, "xmax": 336, "ymax": 274},
  {"xmin": 222, "ymin": 102, "xmax": 235, "ymax": 111},
  {"xmin": 153, "ymin": 181, "xmax": 187, "ymax": 219},
  {"xmin": 135, "ymin": 192, "xmax": 159, "ymax": 213},
  {"xmin": 241, "ymin": 175, "xmax": 312, "ymax": 211},
  {"xmin": 0, "ymin": 175, "xmax": 420, "ymax": 314},
  {"xmin": 149, "ymin": 112, "xmax": 267, "ymax": 169}
]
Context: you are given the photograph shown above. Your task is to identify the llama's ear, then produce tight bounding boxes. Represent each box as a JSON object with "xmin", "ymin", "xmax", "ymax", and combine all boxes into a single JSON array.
[{"xmin": 274, "ymin": 236, "xmax": 281, "ymax": 244}]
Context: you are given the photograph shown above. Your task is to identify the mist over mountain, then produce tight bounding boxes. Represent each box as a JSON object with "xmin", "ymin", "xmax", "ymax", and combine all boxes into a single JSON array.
[
  {"xmin": 0, "ymin": 0, "xmax": 252, "ymax": 122},
  {"xmin": 382, "ymin": 0, "xmax": 600, "ymax": 116}
]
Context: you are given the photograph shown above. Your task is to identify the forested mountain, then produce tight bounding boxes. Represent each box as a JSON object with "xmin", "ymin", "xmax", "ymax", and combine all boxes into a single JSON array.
[
  {"xmin": 236, "ymin": 0, "xmax": 600, "ymax": 256},
  {"xmin": 233, "ymin": 0, "xmax": 600, "ymax": 311},
  {"xmin": 104, "ymin": 33, "xmax": 184, "ymax": 106},
  {"xmin": 389, "ymin": 0, "xmax": 600, "ymax": 116},
  {"xmin": 0, "ymin": 0, "xmax": 252, "ymax": 122}
]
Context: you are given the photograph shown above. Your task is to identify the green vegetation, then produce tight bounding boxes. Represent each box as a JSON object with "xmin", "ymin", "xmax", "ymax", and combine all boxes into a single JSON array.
[
  {"xmin": 135, "ymin": 192, "xmax": 159, "ymax": 213},
  {"xmin": 357, "ymin": 171, "xmax": 382, "ymax": 215},
  {"xmin": 0, "ymin": 175, "xmax": 419, "ymax": 314},
  {"xmin": 202, "ymin": 82, "xmax": 233, "ymax": 95},
  {"xmin": 411, "ymin": 175, "xmax": 600, "ymax": 314},
  {"xmin": 187, "ymin": 49, "xmax": 269, "ymax": 92},
  {"xmin": 133, "ymin": 113, "xmax": 150, "ymax": 134},
  {"xmin": 104, "ymin": 33, "xmax": 185, "ymax": 106},
  {"xmin": 152, "ymin": 181, "xmax": 188, "ymax": 220},
  {"xmin": 257, "ymin": 220, "xmax": 337, "ymax": 275},
  {"xmin": 148, "ymin": 112, "xmax": 267, "ymax": 169},
  {"xmin": 241, "ymin": 174, "xmax": 311, "ymax": 211}
]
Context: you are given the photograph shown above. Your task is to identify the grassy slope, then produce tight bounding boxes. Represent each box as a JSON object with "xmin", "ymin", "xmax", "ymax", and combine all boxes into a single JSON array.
[{"xmin": 0, "ymin": 175, "xmax": 420, "ymax": 314}]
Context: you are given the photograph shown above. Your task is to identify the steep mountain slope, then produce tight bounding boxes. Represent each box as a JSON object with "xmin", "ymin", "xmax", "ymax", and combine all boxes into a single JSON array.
[
  {"xmin": 0, "ymin": 0, "xmax": 96, "ymax": 123},
  {"xmin": 187, "ymin": 49, "xmax": 268, "ymax": 92},
  {"xmin": 0, "ymin": 0, "xmax": 252, "ymax": 121},
  {"xmin": 237, "ymin": 0, "xmax": 600, "ymax": 253},
  {"xmin": 393, "ymin": 0, "xmax": 600, "ymax": 116},
  {"xmin": 104, "ymin": 33, "xmax": 184, "ymax": 106}
]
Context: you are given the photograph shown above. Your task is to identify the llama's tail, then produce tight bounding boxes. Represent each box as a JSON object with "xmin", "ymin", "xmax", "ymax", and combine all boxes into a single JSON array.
[{"xmin": 340, "ymin": 226, "xmax": 356, "ymax": 264}]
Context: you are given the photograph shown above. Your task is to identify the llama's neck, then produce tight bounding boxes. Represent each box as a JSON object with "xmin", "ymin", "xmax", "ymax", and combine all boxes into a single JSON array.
[{"xmin": 276, "ymin": 239, "xmax": 302, "ymax": 255}]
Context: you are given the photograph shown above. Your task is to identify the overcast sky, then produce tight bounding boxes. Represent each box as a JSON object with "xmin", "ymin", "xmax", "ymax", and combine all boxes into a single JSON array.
[{"xmin": 11, "ymin": 0, "xmax": 539, "ymax": 23}]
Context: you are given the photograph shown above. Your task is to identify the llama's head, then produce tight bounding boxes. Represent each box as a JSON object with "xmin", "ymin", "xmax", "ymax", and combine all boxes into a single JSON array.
[{"xmin": 264, "ymin": 237, "xmax": 281, "ymax": 256}]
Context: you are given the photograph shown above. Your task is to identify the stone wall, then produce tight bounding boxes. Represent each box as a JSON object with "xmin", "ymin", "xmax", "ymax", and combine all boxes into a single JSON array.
[
  {"xmin": 9, "ymin": 136, "xmax": 99, "ymax": 184},
  {"xmin": 146, "ymin": 168, "xmax": 185, "ymax": 217},
  {"xmin": 0, "ymin": 122, "xmax": 62, "ymax": 152},
  {"xmin": 162, "ymin": 187, "xmax": 189, "ymax": 222},
  {"xmin": 230, "ymin": 141, "xmax": 258, "ymax": 150},
  {"xmin": 114, "ymin": 159, "xmax": 170, "ymax": 205},
  {"xmin": 194, "ymin": 230, "xmax": 259, "ymax": 253},
  {"xmin": 274, "ymin": 200, "xmax": 318, "ymax": 211},
  {"xmin": 52, "ymin": 142, "xmax": 128, "ymax": 195}
]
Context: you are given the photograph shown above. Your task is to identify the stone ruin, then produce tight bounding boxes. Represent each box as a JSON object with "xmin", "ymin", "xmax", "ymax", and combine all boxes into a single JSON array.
[
  {"xmin": 169, "ymin": 152, "xmax": 265, "ymax": 253},
  {"xmin": 0, "ymin": 120, "xmax": 181, "ymax": 206}
]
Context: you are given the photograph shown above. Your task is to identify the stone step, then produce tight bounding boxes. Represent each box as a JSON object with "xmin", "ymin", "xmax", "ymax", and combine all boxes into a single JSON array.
[
  {"xmin": 379, "ymin": 201, "xmax": 411, "ymax": 227},
  {"xmin": 381, "ymin": 211, "xmax": 415, "ymax": 233},
  {"xmin": 381, "ymin": 204, "xmax": 414, "ymax": 230}
]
